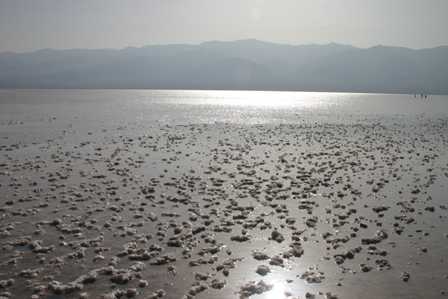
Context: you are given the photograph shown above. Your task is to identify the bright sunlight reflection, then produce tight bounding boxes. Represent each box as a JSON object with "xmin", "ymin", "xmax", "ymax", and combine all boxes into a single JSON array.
[
  {"xmin": 197, "ymin": 90, "xmax": 338, "ymax": 108},
  {"xmin": 152, "ymin": 89, "xmax": 356, "ymax": 110},
  {"xmin": 267, "ymin": 281, "xmax": 290, "ymax": 299}
]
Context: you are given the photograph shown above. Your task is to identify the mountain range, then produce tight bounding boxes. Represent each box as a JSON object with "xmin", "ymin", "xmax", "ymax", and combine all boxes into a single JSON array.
[{"xmin": 1, "ymin": 39, "xmax": 447, "ymax": 94}]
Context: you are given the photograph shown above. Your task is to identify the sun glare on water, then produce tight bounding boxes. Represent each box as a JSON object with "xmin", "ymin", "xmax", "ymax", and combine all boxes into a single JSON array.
[
  {"xmin": 266, "ymin": 280, "xmax": 294, "ymax": 299},
  {"xmin": 179, "ymin": 90, "xmax": 349, "ymax": 109}
]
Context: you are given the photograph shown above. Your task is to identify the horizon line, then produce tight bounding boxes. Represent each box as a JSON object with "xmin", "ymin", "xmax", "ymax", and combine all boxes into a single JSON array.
[
  {"xmin": 0, "ymin": 87, "xmax": 445, "ymax": 96},
  {"xmin": 2, "ymin": 39, "xmax": 448, "ymax": 55}
]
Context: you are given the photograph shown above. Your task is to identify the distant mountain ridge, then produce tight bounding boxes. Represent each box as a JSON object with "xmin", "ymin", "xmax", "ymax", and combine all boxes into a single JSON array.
[{"xmin": 1, "ymin": 39, "xmax": 447, "ymax": 94}]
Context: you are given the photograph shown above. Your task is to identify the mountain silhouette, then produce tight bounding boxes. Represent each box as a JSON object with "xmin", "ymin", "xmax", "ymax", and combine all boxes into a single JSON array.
[{"xmin": 1, "ymin": 39, "xmax": 447, "ymax": 94}]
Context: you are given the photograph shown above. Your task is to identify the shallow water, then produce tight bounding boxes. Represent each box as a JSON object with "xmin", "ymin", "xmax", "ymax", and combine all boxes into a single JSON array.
[
  {"xmin": 0, "ymin": 90, "xmax": 448, "ymax": 299},
  {"xmin": 0, "ymin": 89, "xmax": 447, "ymax": 126}
]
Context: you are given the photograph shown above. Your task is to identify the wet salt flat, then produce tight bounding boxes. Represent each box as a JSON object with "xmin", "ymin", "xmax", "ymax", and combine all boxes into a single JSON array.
[{"xmin": 0, "ymin": 89, "xmax": 448, "ymax": 299}]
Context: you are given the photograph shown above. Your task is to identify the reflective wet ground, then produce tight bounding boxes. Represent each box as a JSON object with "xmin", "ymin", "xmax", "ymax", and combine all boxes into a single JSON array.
[{"xmin": 0, "ymin": 90, "xmax": 448, "ymax": 299}]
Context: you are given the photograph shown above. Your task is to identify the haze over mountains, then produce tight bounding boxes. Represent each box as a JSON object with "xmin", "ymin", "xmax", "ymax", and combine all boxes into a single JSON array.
[{"xmin": 0, "ymin": 39, "xmax": 447, "ymax": 94}]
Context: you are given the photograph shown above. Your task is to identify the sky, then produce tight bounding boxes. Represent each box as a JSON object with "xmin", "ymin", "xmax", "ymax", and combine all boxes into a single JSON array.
[{"xmin": 0, "ymin": 0, "xmax": 447, "ymax": 52}]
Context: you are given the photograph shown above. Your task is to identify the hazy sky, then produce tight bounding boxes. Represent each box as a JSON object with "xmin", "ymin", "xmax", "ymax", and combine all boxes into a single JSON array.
[{"xmin": 1, "ymin": 0, "xmax": 447, "ymax": 52}]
